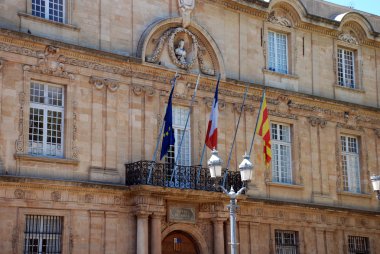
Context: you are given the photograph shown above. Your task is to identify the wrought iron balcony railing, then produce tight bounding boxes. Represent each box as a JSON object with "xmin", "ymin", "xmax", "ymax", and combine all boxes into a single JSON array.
[{"xmin": 125, "ymin": 161, "xmax": 242, "ymax": 192}]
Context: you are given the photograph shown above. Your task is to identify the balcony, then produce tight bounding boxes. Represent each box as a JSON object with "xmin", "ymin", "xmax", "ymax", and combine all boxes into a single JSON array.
[{"xmin": 125, "ymin": 161, "xmax": 243, "ymax": 192}]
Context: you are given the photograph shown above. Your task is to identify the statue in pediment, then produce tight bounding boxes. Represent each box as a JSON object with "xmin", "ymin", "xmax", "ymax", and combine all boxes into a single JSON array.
[{"xmin": 178, "ymin": 0, "xmax": 195, "ymax": 28}]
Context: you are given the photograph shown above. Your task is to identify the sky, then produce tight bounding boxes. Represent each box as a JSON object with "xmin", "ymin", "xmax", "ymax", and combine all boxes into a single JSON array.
[{"xmin": 319, "ymin": 0, "xmax": 380, "ymax": 16}]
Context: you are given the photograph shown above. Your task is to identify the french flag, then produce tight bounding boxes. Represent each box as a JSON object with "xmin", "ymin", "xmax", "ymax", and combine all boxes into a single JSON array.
[{"xmin": 205, "ymin": 77, "xmax": 220, "ymax": 149}]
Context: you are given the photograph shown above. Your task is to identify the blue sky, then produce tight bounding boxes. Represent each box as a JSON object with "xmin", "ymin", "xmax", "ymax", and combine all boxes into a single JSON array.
[{"xmin": 325, "ymin": 0, "xmax": 380, "ymax": 16}]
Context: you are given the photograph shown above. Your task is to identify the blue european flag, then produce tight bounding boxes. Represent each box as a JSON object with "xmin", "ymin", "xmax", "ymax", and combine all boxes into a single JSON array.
[{"xmin": 160, "ymin": 79, "xmax": 176, "ymax": 160}]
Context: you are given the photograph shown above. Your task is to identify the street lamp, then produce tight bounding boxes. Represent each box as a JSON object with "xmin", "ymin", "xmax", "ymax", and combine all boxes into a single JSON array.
[
  {"xmin": 370, "ymin": 175, "xmax": 380, "ymax": 200},
  {"xmin": 207, "ymin": 150, "xmax": 253, "ymax": 254}
]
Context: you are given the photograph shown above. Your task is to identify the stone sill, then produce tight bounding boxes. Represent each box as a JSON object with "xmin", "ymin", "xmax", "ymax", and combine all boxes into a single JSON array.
[
  {"xmin": 337, "ymin": 191, "xmax": 372, "ymax": 199},
  {"xmin": 266, "ymin": 181, "xmax": 304, "ymax": 189},
  {"xmin": 334, "ymin": 84, "xmax": 365, "ymax": 94},
  {"xmin": 14, "ymin": 154, "xmax": 79, "ymax": 165},
  {"xmin": 262, "ymin": 68, "xmax": 299, "ymax": 80},
  {"xmin": 18, "ymin": 12, "xmax": 80, "ymax": 31}
]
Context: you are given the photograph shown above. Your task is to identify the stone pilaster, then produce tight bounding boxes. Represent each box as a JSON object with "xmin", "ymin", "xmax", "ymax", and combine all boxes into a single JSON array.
[
  {"xmin": 151, "ymin": 213, "xmax": 164, "ymax": 254},
  {"xmin": 136, "ymin": 211, "xmax": 150, "ymax": 254},
  {"xmin": 213, "ymin": 218, "xmax": 226, "ymax": 254}
]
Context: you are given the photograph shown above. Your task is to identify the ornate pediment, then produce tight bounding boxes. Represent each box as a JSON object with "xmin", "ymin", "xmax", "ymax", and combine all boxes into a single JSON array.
[{"xmin": 146, "ymin": 26, "xmax": 216, "ymax": 76}]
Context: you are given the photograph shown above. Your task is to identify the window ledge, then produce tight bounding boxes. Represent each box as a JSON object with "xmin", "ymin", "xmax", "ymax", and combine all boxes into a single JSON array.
[
  {"xmin": 18, "ymin": 12, "xmax": 80, "ymax": 31},
  {"xmin": 337, "ymin": 191, "xmax": 372, "ymax": 199},
  {"xmin": 262, "ymin": 68, "xmax": 299, "ymax": 80},
  {"xmin": 266, "ymin": 181, "xmax": 304, "ymax": 189},
  {"xmin": 14, "ymin": 154, "xmax": 79, "ymax": 165},
  {"xmin": 334, "ymin": 85, "xmax": 365, "ymax": 94}
]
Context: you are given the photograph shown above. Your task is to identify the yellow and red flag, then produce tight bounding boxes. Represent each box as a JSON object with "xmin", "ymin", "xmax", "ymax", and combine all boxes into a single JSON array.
[{"xmin": 256, "ymin": 91, "xmax": 272, "ymax": 167}]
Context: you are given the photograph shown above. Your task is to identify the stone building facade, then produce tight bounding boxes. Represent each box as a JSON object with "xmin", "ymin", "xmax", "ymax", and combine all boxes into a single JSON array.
[{"xmin": 0, "ymin": 0, "xmax": 379, "ymax": 253}]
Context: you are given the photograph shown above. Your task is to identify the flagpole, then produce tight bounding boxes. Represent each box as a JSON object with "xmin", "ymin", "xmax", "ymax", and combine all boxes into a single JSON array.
[
  {"xmin": 248, "ymin": 88, "xmax": 266, "ymax": 157},
  {"xmin": 198, "ymin": 74, "xmax": 221, "ymax": 183},
  {"xmin": 170, "ymin": 74, "xmax": 201, "ymax": 182},
  {"xmin": 148, "ymin": 73, "xmax": 178, "ymax": 183},
  {"xmin": 223, "ymin": 84, "xmax": 249, "ymax": 187}
]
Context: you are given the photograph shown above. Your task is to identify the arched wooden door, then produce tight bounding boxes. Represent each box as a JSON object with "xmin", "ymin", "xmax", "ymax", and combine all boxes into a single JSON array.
[{"xmin": 162, "ymin": 230, "xmax": 199, "ymax": 254}]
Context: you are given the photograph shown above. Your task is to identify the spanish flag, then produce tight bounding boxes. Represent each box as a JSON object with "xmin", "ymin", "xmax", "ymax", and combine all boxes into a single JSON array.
[{"xmin": 256, "ymin": 90, "xmax": 272, "ymax": 167}]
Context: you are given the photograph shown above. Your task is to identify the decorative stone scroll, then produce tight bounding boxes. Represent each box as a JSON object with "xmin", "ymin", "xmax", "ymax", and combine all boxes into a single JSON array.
[
  {"xmin": 132, "ymin": 84, "xmax": 156, "ymax": 96},
  {"xmin": 15, "ymin": 92, "xmax": 26, "ymax": 153},
  {"xmin": 338, "ymin": 33, "xmax": 359, "ymax": 45},
  {"xmin": 89, "ymin": 76, "xmax": 119, "ymax": 92},
  {"xmin": 268, "ymin": 12, "xmax": 292, "ymax": 27},
  {"xmin": 374, "ymin": 129, "xmax": 380, "ymax": 138}
]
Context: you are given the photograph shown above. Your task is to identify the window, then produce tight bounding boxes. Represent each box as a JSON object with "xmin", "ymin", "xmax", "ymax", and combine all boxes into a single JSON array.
[
  {"xmin": 341, "ymin": 135, "xmax": 360, "ymax": 193},
  {"xmin": 348, "ymin": 236, "xmax": 370, "ymax": 254},
  {"xmin": 165, "ymin": 106, "xmax": 191, "ymax": 166},
  {"xmin": 32, "ymin": 0, "xmax": 65, "ymax": 23},
  {"xmin": 275, "ymin": 230, "xmax": 298, "ymax": 254},
  {"xmin": 268, "ymin": 31, "xmax": 288, "ymax": 74},
  {"xmin": 271, "ymin": 123, "xmax": 292, "ymax": 184},
  {"xmin": 29, "ymin": 82, "xmax": 64, "ymax": 157},
  {"xmin": 24, "ymin": 215, "xmax": 63, "ymax": 254},
  {"xmin": 337, "ymin": 48, "xmax": 356, "ymax": 88}
]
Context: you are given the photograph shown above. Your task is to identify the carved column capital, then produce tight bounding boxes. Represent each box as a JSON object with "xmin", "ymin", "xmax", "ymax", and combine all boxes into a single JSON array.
[
  {"xmin": 89, "ymin": 76, "xmax": 120, "ymax": 92},
  {"xmin": 308, "ymin": 116, "xmax": 327, "ymax": 128}
]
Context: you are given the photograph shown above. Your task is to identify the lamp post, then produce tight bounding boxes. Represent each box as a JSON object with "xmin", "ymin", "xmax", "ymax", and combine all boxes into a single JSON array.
[
  {"xmin": 208, "ymin": 149, "xmax": 253, "ymax": 254},
  {"xmin": 370, "ymin": 175, "xmax": 380, "ymax": 200}
]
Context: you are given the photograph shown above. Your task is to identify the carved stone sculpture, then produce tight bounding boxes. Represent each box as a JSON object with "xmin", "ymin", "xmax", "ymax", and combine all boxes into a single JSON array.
[
  {"xmin": 175, "ymin": 39, "xmax": 187, "ymax": 64},
  {"xmin": 268, "ymin": 12, "xmax": 292, "ymax": 27},
  {"xmin": 178, "ymin": 0, "xmax": 195, "ymax": 28},
  {"xmin": 338, "ymin": 33, "xmax": 358, "ymax": 45}
]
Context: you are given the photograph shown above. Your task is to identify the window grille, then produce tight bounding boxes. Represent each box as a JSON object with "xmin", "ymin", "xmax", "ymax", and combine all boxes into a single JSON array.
[
  {"xmin": 32, "ymin": 0, "xmax": 65, "ymax": 23},
  {"xmin": 341, "ymin": 135, "xmax": 360, "ymax": 193},
  {"xmin": 275, "ymin": 230, "xmax": 298, "ymax": 254},
  {"xmin": 29, "ymin": 82, "xmax": 64, "ymax": 157},
  {"xmin": 165, "ymin": 106, "xmax": 191, "ymax": 166},
  {"xmin": 337, "ymin": 48, "xmax": 355, "ymax": 88},
  {"xmin": 271, "ymin": 123, "xmax": 292, "ymax": 184},
  {"xmin": 24, "ymin": 215, "xmax": 63, "ymax": 254},
  {"xmin": 268, "ymin": 31, "xmax": 288, "ymax": 74},
  {"xmin": 348, "ymin": 236, "xmax": 370, "ymax": 254}
]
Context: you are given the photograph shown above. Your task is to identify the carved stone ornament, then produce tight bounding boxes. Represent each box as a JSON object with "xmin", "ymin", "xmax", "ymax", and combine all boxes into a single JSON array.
[
  {"xmin": 308, "ymin": 116, "xmax": 327, "ymax": 128},
  {"xmin": 374, "ymin": 129, "xmax": 380, "ymax": 138},
  {"xmin": 51, "ymin": 191, "xmax": 61, "ymax": 201},
  {"xmin": 338, "ymin": 33, "xmax": 359, "ymax": 45},
  {"xmin": 89, "ymin": 76, "xmax": 120, "ymax": 92},
  {"xmin": 178, "ymin": 0, "xmax": 195, "ymax": 28},
  {"xmin": 23, "ymin": 45, "xmax": 75, "ymax": 80},
  {"xmin": 204, "ymin": 97, "xmax": 225, "ymax": 110},
  {"xmin": 268, "ymin": 12, "xmax": 292, "ymax": 27},
  {"xmin": 84, "ymin": 193, "xmax": 94, "ymax": 203},
  {"xmin": 14, "ymin": 189, "xmax": 25, "ymax": 199},
  {"xmin": 15, "ymin": 92, "xmax": 26, "ymax": 153}
]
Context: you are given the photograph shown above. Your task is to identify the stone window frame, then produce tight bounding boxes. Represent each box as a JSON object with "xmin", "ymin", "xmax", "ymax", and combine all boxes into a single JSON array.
[
  {"xmin": 333, "ymin": 40, "xmax": 364, "ymax": 91},
  {"xmin": 26, "ymin": 0, "xmax": 73, "ymax": 24},
  {"xmin": 263, "ymin": 22, "xmax": 297, "ymax": 77},
  {"xmin": 336, "ymin": 127, "xmax": 370, "ymax": 195},
  {"xmin": 15, "ymin": 70, "xmax": 78, "ymax": 163},
  {"xmin": 265, "ymin": 115, "xmax": 302, "ymax": 187},
  {"xmin": 17, "ymin": 208, "xmax": 70, "ymax": 254}
]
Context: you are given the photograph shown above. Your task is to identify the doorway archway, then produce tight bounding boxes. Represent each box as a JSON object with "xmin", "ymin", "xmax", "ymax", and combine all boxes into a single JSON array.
[
  {"xmin": 161, "ymin": 224, "xmax": 209, "ymax": 254},
  {"xmin": 162, "ymin": 231, "xmax": 199, "ymax": 254}
]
